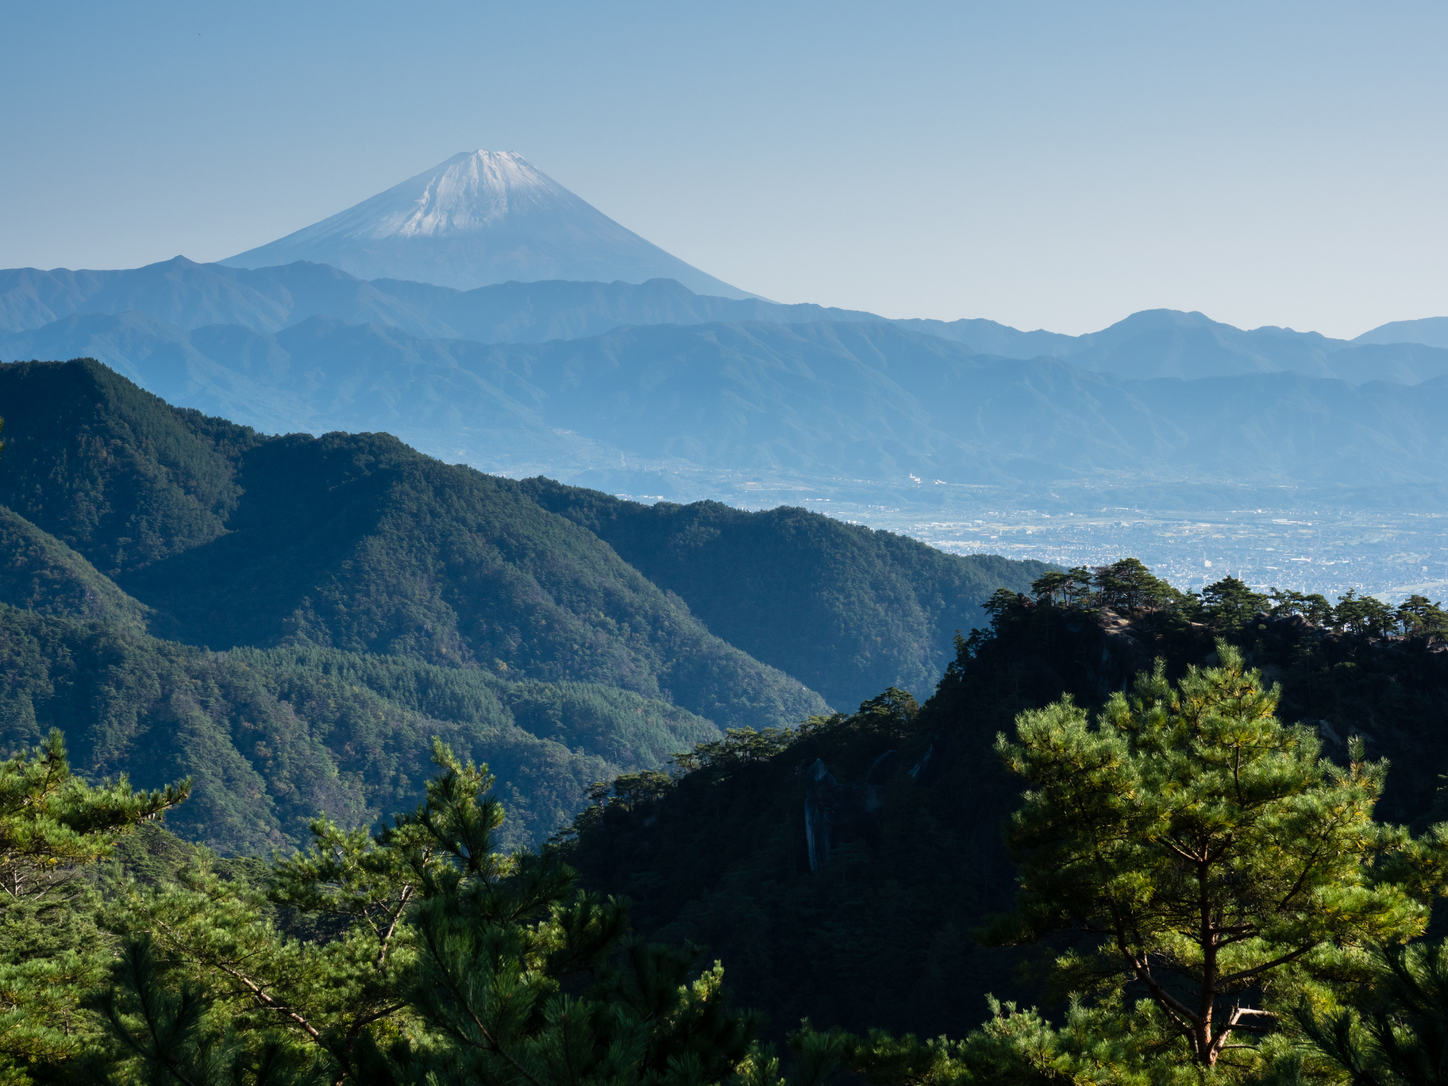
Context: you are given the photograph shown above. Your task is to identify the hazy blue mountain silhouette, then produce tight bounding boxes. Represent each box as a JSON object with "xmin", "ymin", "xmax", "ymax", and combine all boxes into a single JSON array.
[
  {"xmin": 0, "ymin": 258, "xmax": 879, "ymax": 341},
  {"xmin": 7, "ymin": 314, "xmax": 1448, "ymax": 492},
  {"xmin": 1354, "ymin": 316, "xmax": 1448, "ymax": 350},
  {"xmin": 6, "ymin": 258, "xmax": 1448, "ymax": 385}
]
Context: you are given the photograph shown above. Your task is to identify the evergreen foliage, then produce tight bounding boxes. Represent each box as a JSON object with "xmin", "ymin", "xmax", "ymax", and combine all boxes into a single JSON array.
[
  {"xmin": 76, "ymin": 744, "xmax": 780, "ymax": 1086},
  {"xmin": 992, "ymin": 644, "xmax": 1431, "ymax": 1067},
  {"xmin": 1299, "ymin": 941, "xmax": 1448, "ymax": 1086},
  {"xmin": 564, "ymin": 561, "xmax": 1448, "ymax": 1049},
  {"xmin": 0, "ymin": 605, "xmax": 718, "ymax": 852},
  {"xmin": 0, "ymin": 731, "xmax": 187, "ymax": 1080}
]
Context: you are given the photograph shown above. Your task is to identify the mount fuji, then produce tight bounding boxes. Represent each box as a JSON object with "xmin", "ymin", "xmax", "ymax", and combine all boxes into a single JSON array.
[{"xmin": 222, "ymin": 150, "xmax": 754, "ymax": 298}]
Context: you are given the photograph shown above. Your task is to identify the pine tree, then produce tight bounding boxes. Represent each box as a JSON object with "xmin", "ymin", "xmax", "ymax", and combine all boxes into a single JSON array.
[
  {"xmin": 1201, "ymin": 576, "xmax": 1269, "ymax": 633},
  {"xmin": 1298, "ymin": 939, "xmax": 1448, "ymax": 1086},
  {"xmin": 0, "ymin": 730, "xmax": 188, "ymax": 1080},
  {"xmin": 989, "ymin": 645, "xmax": 1433, "ymax": 1069},
  {"xmin": 105, "ymin": 741, "xmax": 769, "ymax": 1085},
  {"xmin": 358, "ymin": 740, "xmax": 763, "ymax": 1086}
]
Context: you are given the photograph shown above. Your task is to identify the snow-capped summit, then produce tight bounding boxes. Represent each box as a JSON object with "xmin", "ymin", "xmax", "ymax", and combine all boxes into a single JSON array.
[{"xmin": 222, "ymin": 150, "xmax": 752, "ymax": 297}]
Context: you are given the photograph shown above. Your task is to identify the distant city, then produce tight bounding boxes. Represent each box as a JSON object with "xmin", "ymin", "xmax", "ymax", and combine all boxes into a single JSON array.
[
  {"xmin": 871, "ymin": 504, "xmax": 1448, "ymax": 606},
  {"xmin": 628, "ymin": 481, "xmax": 1448, "ymax": 606}
]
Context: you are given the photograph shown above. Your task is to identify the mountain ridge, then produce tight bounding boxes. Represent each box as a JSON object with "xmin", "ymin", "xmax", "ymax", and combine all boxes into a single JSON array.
[
  {"xmin": 7, "ymin": 319, "xmax": 1448, "ymax": 501},
  {"xmin": 8, "ymin": 259, "xmax": 1448, "ymax": 381},
  {"xmin": 0, "ymin": 359, "xmax": 1049, "ymax": 845}
]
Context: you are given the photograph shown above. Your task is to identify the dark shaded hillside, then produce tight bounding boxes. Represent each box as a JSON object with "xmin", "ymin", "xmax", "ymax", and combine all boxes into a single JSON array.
[
  {"xmin": 0, "ymin": 358, "xmax": 262, "ymax": 572},
  {"xmin": 0, "ymin": 505, "xmax": 150, "ymax": 631},
  {"xmin": 564, "ymin": 580, "xmax": 1448, "ymax": 1042},
  {"xmin": 118, "ymin": 430, "xmax": 827, "ymax": 730},
  {"xmin": 522, "ymin": 479, "xmax": 1048, "ymax": 708}
]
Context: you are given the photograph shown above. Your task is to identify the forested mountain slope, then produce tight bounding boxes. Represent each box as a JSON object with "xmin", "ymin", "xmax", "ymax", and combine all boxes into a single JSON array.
[
  {"xmin": 119, "ymin": 429, "xmax": 827, "ymax": 732},
  {"xmin": 0, "ymin": 358, "xmax": 824, "ymax": 731},
  {"xmin": 564, "ymin": 575, "xmax": 1448, "ymax": 1042},
  {"xmin": 0, "ymin": 604, "xmax": 715, "ymax": 852},
  {"xmin": 0, "ymin": 357, "xmax": 1047, "ymax": 851},
  {"xmin": 0, "ymin": 506, "xmax": 151, "ymax": 631},
  {"xmin": 0, "ymin": 356, "xmax": 262, "ymax": 573},
  {"xmin": 522, "ymin": 479, "xmax": 1049, "ymax": 708}
]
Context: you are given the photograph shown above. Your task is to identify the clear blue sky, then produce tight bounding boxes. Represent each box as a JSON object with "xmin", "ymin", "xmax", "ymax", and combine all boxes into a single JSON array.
[{"xmin": 2, "ymin": 0, "xmax": 1444, "ymax": 337}]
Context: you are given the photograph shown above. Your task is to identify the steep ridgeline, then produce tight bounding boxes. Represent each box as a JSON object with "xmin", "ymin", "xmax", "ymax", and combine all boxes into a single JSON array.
[
  {"xmin": 0, "ymin": 356, "xmax": 261, "ymax": 573},
  {"xmin": 521, "ymin": 479, "xmax": 1049, "ymax": 709},
  {"xmin": 562, "ymin": 572, "xmax": 1448, "ymax": 1044}
]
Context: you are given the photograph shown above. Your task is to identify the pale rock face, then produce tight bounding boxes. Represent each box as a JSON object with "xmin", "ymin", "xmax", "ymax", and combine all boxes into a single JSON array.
[{"xmin": 222, "ymin": 151, "xmax": 752, "ymax": 298}]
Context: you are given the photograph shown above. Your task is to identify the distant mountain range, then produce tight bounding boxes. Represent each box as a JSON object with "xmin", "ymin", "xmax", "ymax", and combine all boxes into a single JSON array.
[
  {"xmin": 220, "ymin": 150, "xmax": 754, "ymax": 298},
  {"xmin": 3, "ymin": 168, "xmax": 1447, "ymax": 506},
  {"xmin": 5, "ymin": 306, "xmax": 1447, "ymax": 498},
  {"xmin": 1352, "ymin": 316, "xmax": 1448, "ymax": 350},
  {"xmin": 4, "ymin": 256, "xmax": 1444, "ymax": 377}
]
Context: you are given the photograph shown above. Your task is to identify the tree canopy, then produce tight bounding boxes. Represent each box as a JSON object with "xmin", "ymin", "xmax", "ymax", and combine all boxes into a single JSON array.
[
  {"xmin": 0, "ymin": 730, "xmax": 188, "ymax": 1077},
  {"xmin": 992, "ymin": 644, "xmax": 1435, "ymax": 1068}
]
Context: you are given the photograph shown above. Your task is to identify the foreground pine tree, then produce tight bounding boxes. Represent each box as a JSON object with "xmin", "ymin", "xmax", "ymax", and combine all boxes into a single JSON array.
[
  {"xmin": 0, "ymin": 730, "xmax": 188, "ymax": 1081},
  {"xmin": 354, "ymin": 741, "xmax": 763, "ymax": 1085},
  {"xmin": 92, "ymin": 742, "xmax": 798, "ymax": 1086},
  {"xmin": 989, "ymin": 642, "xmax": 1434, "ymax": 1071}
]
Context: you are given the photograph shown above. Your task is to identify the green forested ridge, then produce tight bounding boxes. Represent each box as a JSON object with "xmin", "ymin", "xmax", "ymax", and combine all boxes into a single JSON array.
[
  {"xmin": 0, "ymin": 358, "xmax": 261, "ymax": 574},
  {"xmin": 116, "ymin": 429, "xmax": 826, "ymax": 731},
  {"xmin": 0, "ymin": 359, "xmax": 827, "ymax": 733},
  {"xmin": 0, "ymin": 604, "xmax": 716, "ymax": 853},
  {"xmin": 562, "ymin": 563, "xmax": 1448, "ymax": 1047},
  {"xmin": 521, "ymin": 479, "xmax": 1049, "ymax": 709},
  {"xmin": 0, "ymin": 505, "xmax": 150, "ymax": 631}
]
